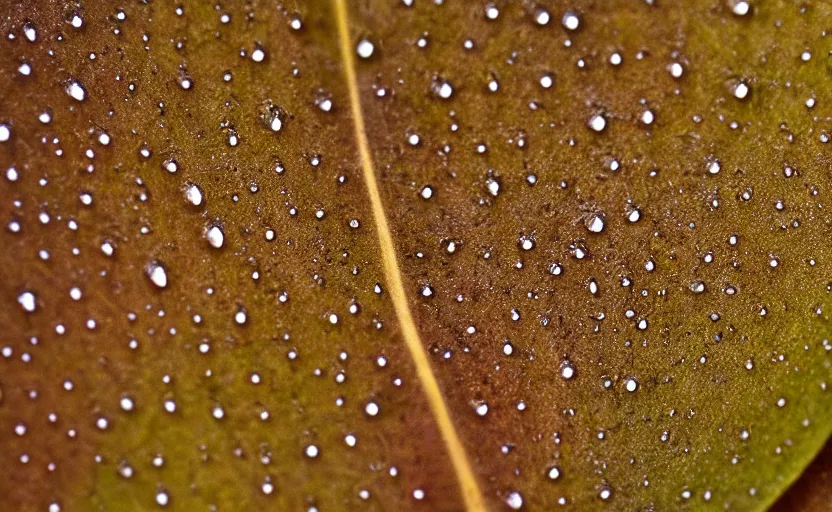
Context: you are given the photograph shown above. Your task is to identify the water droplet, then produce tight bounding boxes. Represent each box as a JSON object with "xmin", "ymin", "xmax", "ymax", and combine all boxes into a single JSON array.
[
  {"xmin": 475, "ymin": 402, "xmax": 489, "ymax": 416},
  {"xmin": 356, "ymin": 39, "xmax": 374, "ymax": 59},
  {"xmin": 17, "ymin": 291, "xmax": 36, "ymax": 312},
  {"xmin": 485, "ymin": 4, "xmax": 500, "ymax": 20},
  {"xmin": 146, "ymin": 262, "xmax": 168, "ymax": 288},
  {"xmin": 251, "ymin": 47, "xmax": 266, "ymax": 63},
  {"xmin": 65, "ymin": 80, "xmax": 86, "ymax": 101},
  {"xmin": 732, "ymin": 81, "xmax": 750, "ymax": 100},
  {"xmin": 562, "ymin": 11, "xmax": 580, "ymax": 31},
  {"xmin": 433, "ymin": 77, "xmax": 454, "ymax": 99},
  {"xmin": 534, "ymin": 9, "xmax": 551, "ymax": 26},
  {"xmin": 731, "ymin": 0, "xmax": 750, "ymax": 16},
  {"xmin": 588, "ymin": 113, "xmax": 606, "ymax": 132},
  {"xmin": 186, "ymin": 184, "xmax": 203, "ymax": 206},
  {"xmin": 519, "ymin": 235, "xmax": 535, "ymax": 251},
  {"xmin": 120, "ymin": 396, "xmax": 135, "ymax": 411},
  {"xmin": 101, "ymin": 240, "xmax": 115, "ymax": 257},
  {"xmin": 155, "ymin": 490, "xmax": 169, "ymax": 507},
  {"xmin": 206, "ymin": 226, "xmax": 224, "ymax": 248},
  {"xmin": 669, "ymin": 62, "xmax": 684, "ymax": 78},
  {"xmin": 365, "ymin": 401, "xmax": 380, "ymax": 417},
  {"xmin": 23, "ymin": 22, "xmax": 38, "ymax": 42},
  {"xmin": 707, "ymin": 159, "xmax": 721, "ymax": 175},
  {"xmin": 69, "ymin": 13, "xmax": 83, "ymax": 28},
  {"xmin": 560, "ymin": 361, "xmax": 576, "ymax": 380},
  {"xmin": 506, "ymin": 492, "xmax": 523, "ymax": 510},
  {"xmin": 586, "ymin": 214, "xmax": 606, "ymax": 233}
]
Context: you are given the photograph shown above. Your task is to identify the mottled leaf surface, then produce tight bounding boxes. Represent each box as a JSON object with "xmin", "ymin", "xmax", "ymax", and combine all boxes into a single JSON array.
[
  {"xmin": 772, "ymin": 438, "xmax": 832, "ymax": 511},
  {"xmin": 0, "ymin": 2, "xmax": 459, "ymax": 510},
  {"xmin": 1, "ymin": 0, "xmax": 831, "ymax": 511}
]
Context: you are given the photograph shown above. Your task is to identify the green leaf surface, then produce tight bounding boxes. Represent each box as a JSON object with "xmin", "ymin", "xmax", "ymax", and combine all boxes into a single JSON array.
[
  {"xmin": 1, "ymin": 1, "xmax": 831, "ymax": 511},
  {"xmin": 772, "ymin": 437, "xmax": 832, "ymax": 512}
]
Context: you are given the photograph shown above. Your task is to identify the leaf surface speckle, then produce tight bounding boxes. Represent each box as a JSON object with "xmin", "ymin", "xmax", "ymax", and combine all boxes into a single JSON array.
[{"xmin": 1, "ymin": 1, "xmax": 831, "ymax": 511}]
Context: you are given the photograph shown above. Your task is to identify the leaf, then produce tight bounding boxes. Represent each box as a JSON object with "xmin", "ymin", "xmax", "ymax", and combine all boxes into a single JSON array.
[
  {"xmin": 1, "ymin": 0, "xmax": 830, "ymax": 511},
  {"xmin": 771, "ymin": 437, "xmax": 832, "ymax": 512}
]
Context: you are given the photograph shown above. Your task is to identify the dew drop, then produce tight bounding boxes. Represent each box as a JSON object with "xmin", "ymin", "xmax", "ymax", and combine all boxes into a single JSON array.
[
  {"xmin": 120, "ymin": 396, "xmax": 135, "ymax": 411},
  {"xmin": 251, "ymin": 47, "xmax": 266, "ymax": 63},
  {"xmin": 65, "ymin": 80, "xmax": 86, "ymax": 102},
  {"xmin": 562, "ymin": 11, "xmax": 580, "ymax": 31},
  {"xmin": 101, "ymin": 241, "xmax": 115, "ymax": 257},
  {"xmin": 588, "ymin": 113, "xmax": 606, "ymax": 132},
  {"xmin": 560, "ymin": 361, "xmax": 576, "ymax": 380},
  {"xmin": 732, "ymin": 81, "xmax": 750, "ymax": 100},
  {"xmin": 356, "ymin": 39, "xmax": 374, "ymax": 59},
  {"xmin": 731, "ymin": 0, "xmax": 750, "ymax": 16},
  {"xmin": 365, "ymin": 401, "xmax": 380, "ymax": 416},
  {"xmin": 669, "ymin": 62, "xmax": 684, "ymax": 78},
  {"xmin": 155, "ymin": 490, "xmax": 169, "ymax": 507},
  {"xmin": 23, "ymin": 22, "xmax": 38, "ymax": 42},
  {"xmin": 433, "ymin": 78, "xmax": 454, "ymax": 99},
  {"xmin": 506, "ymin": 492, "xmax": 523, "ymax": 510},
  {"xmin": 17, "ymin": 291, "xmax": 36, "ymax": 312},
  {"xmin": 146, "ymin": 262, "xmax": 168, "ymax": 289},
  {"xmin": 707, "ymin": 160, "xmax": 721, "ymax": 175},
  {"xmin": 484, "ymin": 4, "xmax": 499, "ymax": 20},
  {"xmin": 186, "ymin": 184, "xmax": 203, "ymax": 206},
  {"xmin": 586, "ymin": 214, "xmax": 606, "ymax": 233},
  {"xmin": 206, "ymin": 226, "xmax": 224, "ymax": 249}
]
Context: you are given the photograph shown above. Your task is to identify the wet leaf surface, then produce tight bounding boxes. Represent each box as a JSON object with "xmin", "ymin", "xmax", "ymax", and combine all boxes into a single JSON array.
[
  {"xmin": 772, "ymin": 438, "xmax": 832, "ymax": 511},
  {"xmin": 1, "ymin": 1, "xmax": 831, "ymax": 511}
]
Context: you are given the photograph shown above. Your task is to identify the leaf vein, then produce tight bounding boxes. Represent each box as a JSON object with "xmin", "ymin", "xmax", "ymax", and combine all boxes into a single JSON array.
[{"xmin": 332, "ymin": 1, "xmax": 486, "ymax": 509}]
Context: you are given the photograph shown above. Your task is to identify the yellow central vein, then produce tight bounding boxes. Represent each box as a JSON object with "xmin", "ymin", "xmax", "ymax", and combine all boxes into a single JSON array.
[{"xmin": 332, "ymin": 2, "xmax": 486, "ymax": 510}]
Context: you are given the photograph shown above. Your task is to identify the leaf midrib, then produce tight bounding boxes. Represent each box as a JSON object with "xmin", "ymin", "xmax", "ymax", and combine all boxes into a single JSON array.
[{"xmin": 332, "ymin": 1, "xmax": 486, "ymax": 510}]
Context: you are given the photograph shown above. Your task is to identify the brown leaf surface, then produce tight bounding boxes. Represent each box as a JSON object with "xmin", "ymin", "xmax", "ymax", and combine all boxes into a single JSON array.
[{"xmin": 1, "ymin": 0, "xmax": 831, "ymax": 511}]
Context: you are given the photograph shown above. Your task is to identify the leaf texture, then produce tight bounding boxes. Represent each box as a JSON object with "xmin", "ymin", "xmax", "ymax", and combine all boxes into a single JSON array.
[
  {"xmin": 1, "ymin": 0, "xmax": 831, "ymax": 511},
  {"xmin": 772, "ymin": 438, "xmax": 832, "ymax": 512}
]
